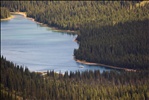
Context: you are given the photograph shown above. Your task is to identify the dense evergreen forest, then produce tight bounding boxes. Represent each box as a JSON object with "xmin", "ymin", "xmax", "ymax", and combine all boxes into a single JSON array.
[
  {"xmin": 0, "ymin": 7, "xmax": 11, "ymax": 19},
  {"xmin": 1, "ymin": 1, "xmax": 149, "ymax": 99},
  {"xmin": 75, "ymin": 19, "xmax": 149, "ymax": 70},
  {"xmin": 1, "ymin": 1, "xmax": 148, "ymax": 30},
  {"xmin": 1, "ymin": 56, "xmax": 149, "ymax": 100},
  {"xmin": 1, "ymin": 1, "xmax": 149, "ymax": 70}
]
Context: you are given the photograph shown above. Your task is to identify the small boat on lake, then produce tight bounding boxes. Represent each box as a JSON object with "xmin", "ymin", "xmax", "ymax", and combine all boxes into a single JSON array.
[{"xmin": 79, "ymin": 65, "xmax": 84, "ymax": 68}]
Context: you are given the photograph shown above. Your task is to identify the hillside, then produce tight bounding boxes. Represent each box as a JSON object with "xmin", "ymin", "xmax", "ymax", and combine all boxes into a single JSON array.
[
  {"xmin": 1, "ymin": 1, "xmax": 149, "ymax": 69},
  {"xmin": 1, "ymin": 1, "xmax": 148, "ymax": 30},
  {"xmin": 75, "ymin": 19, "xmax": 149, "ymax": 70},
  {"xmin": 1, "ymin": 56, "xmax": 149, "ymax": 99}
]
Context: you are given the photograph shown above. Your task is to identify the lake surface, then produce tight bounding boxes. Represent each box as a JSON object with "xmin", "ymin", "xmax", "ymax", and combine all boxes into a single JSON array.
[{"xmin": 1, "ymin": 15, "xmax": 112, "ymax": 73}]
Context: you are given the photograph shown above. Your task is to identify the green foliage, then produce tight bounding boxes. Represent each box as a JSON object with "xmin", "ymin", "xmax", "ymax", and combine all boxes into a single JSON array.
[
  {"xmin": 0, "ymin": 7, "xmax": 11, "ymax": 19},
  {"xmin": 1, "ymin": 56, "xmax": 149, "ymax": 100},
  {"xmin": 1, "ymin": 1, "xmax": 149, "ymax": 99},
  {"xmin": 1, "ymin": 1, "xmax": 149, "ymax": 69},
  {"xmin": 74, "ymin": 19, "xmax": 149, "ymax": 69},
  {"xmin": 1, "ymin": 1, "xmax": 149, "ymax": 30}
]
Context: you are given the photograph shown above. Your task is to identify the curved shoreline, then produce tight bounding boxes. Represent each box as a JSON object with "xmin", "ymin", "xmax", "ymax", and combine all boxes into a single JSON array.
[
  {"xmin": 75, "ymin": 58, "xmax": 136, "ymax": 72},
  {"xmin": 1, "ymin": 15, "xmax": 14, "ymax": 21},
  {"xmin": 5, "ymin": 12, "xmax": 137, "ymax": 72},
  {"xmin": 11, "ymin": 12, "xmax": 27, "ymax": 17},
  {"xmin": 10, "ymin": 12, "xmax": 77, "ymax": 34}
]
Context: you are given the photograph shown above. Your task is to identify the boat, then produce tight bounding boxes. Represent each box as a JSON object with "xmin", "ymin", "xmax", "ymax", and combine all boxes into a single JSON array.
[{"xmin": 79, "ymin": 65, "xmax": 84, "ymax": 68}]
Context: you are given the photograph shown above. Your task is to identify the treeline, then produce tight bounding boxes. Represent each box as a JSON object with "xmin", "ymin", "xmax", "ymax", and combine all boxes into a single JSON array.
[
  {"xmin": 1, "ymin": 56, "xmax": 149, "ymax": 100},
  {"xmin": 74, "ymin": 19, "xmax": 149, "ymax": 70},
  {"xmin": 0, "ymin": 7, "xmax": 11, "ymax": 19},
  {"xmin": 1, "ymin": 1, "xmax": 149, "ymax": 70},
  {"xmin": 1, "ymin": 1, "xmax": 148, "ymax": 30}
]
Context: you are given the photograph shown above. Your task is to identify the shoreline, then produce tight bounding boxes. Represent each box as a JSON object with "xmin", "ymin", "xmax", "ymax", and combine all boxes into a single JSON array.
[
  {"xmin": 3, "ymin": 12, "xmax": 137, "ymax": 72},
  {"xmin": 10, "ymin": 12, "xmax": 77, "ymax": 34},
  {"xmin": 75, "ymin": 58, "xmax": 137, "ymax": 72},
  {"xmin": 10, "ymin": 12, "xmax": 27, "ymax": 17},
  {"xmin": 35, "ymin": 70, "xmax": 64, "ymax": 76},
  {"xmin": 49, "ymin": 27, "xmax": 78, "ymax": 34},
  {"xmin": 0, "ymin": 15, "xmax": 14, "ymax": 21}
]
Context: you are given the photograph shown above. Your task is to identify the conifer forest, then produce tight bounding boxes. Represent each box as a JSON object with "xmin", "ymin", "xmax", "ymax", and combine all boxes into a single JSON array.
[{"xmin": 1, "ymin": 1, "xmax": 149, "ymax": 100}]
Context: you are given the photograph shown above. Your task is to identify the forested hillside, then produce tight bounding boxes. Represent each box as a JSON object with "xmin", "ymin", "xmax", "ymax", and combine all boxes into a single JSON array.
[
  {"xmin": 0, "ymin": 7, "xmax": 11, "ymax": 19},
  {"xmin": 1, "ymin": 1, "xmax": 149, "ymax": 69},
  {"xmin": 1, "ymin": 1, "xmax": 149, "ymax": 99},
  {"xmin": 75, "ymin": 19, "xmax": 149, "ymax": 69},
  {"xmin": 1, "ymin": 56, "xmax": 149, "ymax": 100},
  {"xmin": 1, "ymin": 1, "xmax": 148, "ymax": 30}
]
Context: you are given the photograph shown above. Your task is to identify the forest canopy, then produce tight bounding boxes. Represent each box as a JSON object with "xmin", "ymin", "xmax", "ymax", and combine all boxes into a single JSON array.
[
  {"xmin": 0, "ymin": 7, "xmax": 11, "ymax": 19},
  {"xmin": 1, "ymin": 1, "xmax": 149, "ymax": 69},
  {"xmin": 1, "ymin": 1, "xmax": 149, "ymax": 30},
  {"xmin": 1, "ymin": 56, "xmax": 149, "ymax": 100},
  {"xmin": 1, "ymin": 1, "xmax": 149, "ymax": 99}
]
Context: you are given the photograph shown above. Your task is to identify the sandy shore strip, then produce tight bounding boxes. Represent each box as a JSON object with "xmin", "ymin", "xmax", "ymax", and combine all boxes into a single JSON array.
[
  {"xmin": 11, "ymin": 12, "xmax": 27, "ymax": 17},
  {"xmin": 10, "ymin": 12, "xmax": 77, "ymax": 33},
  {"xmin": 75, "ymin": 59, "xmax": 136, "ymax": 72},
  {"xmin": 2, "ymin": 12, "xmax": 137, "ymax": 72},
  {"xmin": 1, "ymin": 12, "xmax": 26, "ymax": 21},
  {"xmin": 1, "ymin": 15, "xmax": 14, "ymax": 21}
]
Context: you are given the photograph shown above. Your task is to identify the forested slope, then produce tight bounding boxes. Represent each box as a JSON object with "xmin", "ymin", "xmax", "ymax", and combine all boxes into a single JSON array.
[
  {"xmin": 1, "ymin": 1, "xmax": 148, "ymax": 30},
  {"xmin": 1, "ymin": 1, "xmax": 149, "ymax": 99},
  {"xmin": 1, "ymin": 1, "xmax": 149, "ymax": 69},
  {"xmin": 0, "ymin": 7, "xmax": 11, "ymax": 19},
  {"xmin": 75, "ymin": 19, "xmax": 149, "ymax": 69},
  {"xmin": 1, "ymin": 56, "xmax": 149, "ymax": 100}
]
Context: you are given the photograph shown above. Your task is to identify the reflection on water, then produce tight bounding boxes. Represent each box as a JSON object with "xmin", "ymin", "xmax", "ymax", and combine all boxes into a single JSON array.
[{"xmin": 1, "ymin": 15, "xmax": 112, "ymax": 73}]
